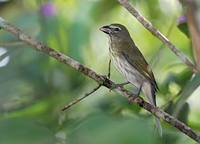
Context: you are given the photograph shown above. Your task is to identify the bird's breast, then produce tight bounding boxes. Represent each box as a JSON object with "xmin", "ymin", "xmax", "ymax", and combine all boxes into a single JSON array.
[{"xmin": 110, "ymin": 52, "xmax": 144, "ymax": 88}]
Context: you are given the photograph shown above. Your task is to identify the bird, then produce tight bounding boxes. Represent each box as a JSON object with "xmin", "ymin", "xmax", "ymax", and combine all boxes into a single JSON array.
[{"xmin": 100, "ymin": 23, "xmax": 162, "ymax": 136}]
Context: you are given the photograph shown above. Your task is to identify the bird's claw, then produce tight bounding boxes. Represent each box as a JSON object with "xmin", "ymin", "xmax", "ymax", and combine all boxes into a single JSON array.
[{"xmin": 110, "ymin": 81, "xmax": 130, "ymax": 90}]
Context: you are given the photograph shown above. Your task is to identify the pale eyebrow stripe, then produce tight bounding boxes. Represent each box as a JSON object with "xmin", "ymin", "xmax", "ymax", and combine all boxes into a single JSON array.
[{"xmin": 109, "ymin": 25, "xmax": 121, "ymax": 30}]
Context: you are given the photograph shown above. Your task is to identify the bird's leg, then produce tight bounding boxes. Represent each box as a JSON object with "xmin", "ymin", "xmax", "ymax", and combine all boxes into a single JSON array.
[
  {"xmin": 110, "ymin": 81, "xmax": 130, "ymax": 90},
  {"xmin": 106, "ymin": 59, "xmax": 129, "ymax": 88},
  {"xmin": 107, "ymin": 59, "xmax": 113, "ymax": 92},
  {"xmin": 116, "ymin": 81, "xmax": 130, "ymax": 87},
  {"xmin": 107, "ymin": 59, "xmax": 111, "ymax": 79},
  {"xmin": 135, "ymin": 83, "xmax": 143, "ymax": 96}
]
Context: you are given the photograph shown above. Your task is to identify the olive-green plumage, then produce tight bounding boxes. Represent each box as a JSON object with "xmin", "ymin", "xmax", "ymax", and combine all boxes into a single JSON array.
[{"xmin": 100, "ymin": 23, "xmax": 162, "ymax": 136}]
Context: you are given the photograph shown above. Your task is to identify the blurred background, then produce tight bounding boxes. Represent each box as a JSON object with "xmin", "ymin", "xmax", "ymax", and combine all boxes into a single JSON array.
[{"xmin": 0, "ymin": 0, "xmax": 200, "ymax": 144}]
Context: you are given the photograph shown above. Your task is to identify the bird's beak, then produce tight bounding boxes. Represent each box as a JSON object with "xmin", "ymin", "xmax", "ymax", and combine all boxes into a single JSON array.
[{"xmin": 99, "ymin": 25, "xmax": 111, "ymax": 34}]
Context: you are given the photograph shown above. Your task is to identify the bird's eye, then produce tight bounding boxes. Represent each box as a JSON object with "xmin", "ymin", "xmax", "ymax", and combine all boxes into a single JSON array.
[{"xmin": 114, "ymin": 27, "xmax": 121, "ymax": 32}]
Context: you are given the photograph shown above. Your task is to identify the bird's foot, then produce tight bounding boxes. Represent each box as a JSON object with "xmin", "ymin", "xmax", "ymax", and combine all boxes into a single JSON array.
[
  {"xmin": 111, "ymin": 81, "xmax": 130, "ymax": 89},
  {"xmin": 116, "ymin": 81, "xmax": 130, "ymax": 87},
  {"xmin": 101, "ymin": 75, "xmax": 129, "ymax": 90}
]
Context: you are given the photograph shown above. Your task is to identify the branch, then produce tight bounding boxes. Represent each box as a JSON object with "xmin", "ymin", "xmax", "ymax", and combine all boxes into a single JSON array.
[
  {"xmin": 0, "ymin": 17, "xmax": 200, "ymax": 143},
  {"xmin": 62, "ymin": 84, "xmax": 101, "ymax": 111},
  {"xmin": 118, "ymin": 0, "xmax": 199, "ymax": 73},
  {"xmin": 184, "ymin": 0, "xmax": 200, "ymax": 69}
]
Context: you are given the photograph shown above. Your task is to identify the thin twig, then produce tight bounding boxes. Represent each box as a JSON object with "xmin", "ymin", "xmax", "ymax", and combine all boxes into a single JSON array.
[
  {"xmin": 118, "ymin": 0, "xmax": 198, "ymax": 73},
  {"xmin": 0, "ymin": 17, "xmax": 200, "ymax": 143},
  {"xmin": 62, "ymin": 85, "xmax": 101, "ymax": 111}
]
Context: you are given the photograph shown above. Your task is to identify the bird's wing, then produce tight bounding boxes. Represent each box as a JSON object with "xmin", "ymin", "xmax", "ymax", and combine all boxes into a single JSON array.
[{"xmin": 121, "ymin": 43, "xmax": 156, "ymax": 85}]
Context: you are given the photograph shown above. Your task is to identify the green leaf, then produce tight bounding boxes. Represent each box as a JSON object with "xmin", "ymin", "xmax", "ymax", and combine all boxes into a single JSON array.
[
  {"xmin": 68, "ymin": 113, "xmax": 157, "ymax": 144},
  {"xmin": 165, "ymin": 101, "xmax": 189, "ymax": 124},
  {"xmin": 177, "ymin": 102, "xmax": 190, "ymax": 124},
  {"xmin": 160, "ymin": 69, "xmax": 192, "ymax": 95},
  {"xmin": 177, "ymin": 22, "xmax": 190, "ymax": 38},
  {"xmin": 0, "ymin": 118, "xmax": 56, "ymax": 144},
  {"xmin": 173, "ymin": 72, "xmax": 200, "ymax": 117}
]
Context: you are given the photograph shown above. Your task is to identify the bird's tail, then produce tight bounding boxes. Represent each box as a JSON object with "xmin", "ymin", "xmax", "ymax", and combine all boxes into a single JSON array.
[{"xmin": 142, "ymin": 81, "xmax": 162, "ymax": 137}]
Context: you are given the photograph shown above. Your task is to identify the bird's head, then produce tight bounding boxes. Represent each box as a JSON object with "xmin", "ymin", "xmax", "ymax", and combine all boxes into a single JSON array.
[{"xmin": 100, "ymin": 23, "xmax": 131, "ymax": 40}]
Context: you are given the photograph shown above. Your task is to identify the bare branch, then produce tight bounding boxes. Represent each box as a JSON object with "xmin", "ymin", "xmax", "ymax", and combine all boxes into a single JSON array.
[
  {"xmin": 62, "ymin": 84, "xmax": 101, "ymax": 111},
  {"xmin": 184, "ymin": 0, "xmax": 200, "ymax": 69},
  {"xmin": 118, "ymin": 0, "xmax": 199, "ymax": 73},
  {"xmin": 0, "ymin": 17, "xmax": 200, "ymax": 143}
]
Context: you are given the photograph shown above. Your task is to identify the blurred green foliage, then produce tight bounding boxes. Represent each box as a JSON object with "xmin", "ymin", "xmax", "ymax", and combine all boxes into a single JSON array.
[{"xmin": 0, "ymin": 0, "xmax": 199, "ymax": 144}]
